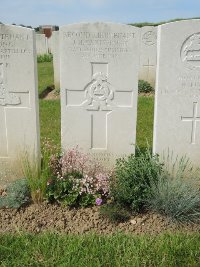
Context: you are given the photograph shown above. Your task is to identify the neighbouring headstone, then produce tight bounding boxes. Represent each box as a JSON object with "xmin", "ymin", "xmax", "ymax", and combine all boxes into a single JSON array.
[
  {"xmin": 139, "ymin": 26, "xmax": 157, "ymax": 88},
  {"xmin": 47, "ymin": 36, "xmax": 52, "ymax": 53},
  {"xmin": 51, "ymin": 31, "xmax": 60, "ymax": 90},
  {"xmin": 60, "ymin": 22, "xmax": 140, "ymax": 166},
  {"xmin": 0, "ymin": 24, "xmax": 40, "ymax": 184},
  {"xmin": 153, "ymin": 20, "xmax": 200, "ymax": 166},
  {"xmin": 36, "ymin": 33, "xmax": 48, "ymax": 55}
]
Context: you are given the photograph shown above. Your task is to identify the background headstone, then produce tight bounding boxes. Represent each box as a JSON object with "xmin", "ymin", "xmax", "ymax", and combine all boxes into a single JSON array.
[
  {"xmin": 36, "ymin": 33, "xmax": 48, "ymax": 55},
  {"xmin": 139, "ymin": 26, "xmax": 157, "ymax": 88},
  {"xmin": 51, "ymin": 31, "xmax": 60, "ymax": 90},
  {"xmin": 60, "ymin": 22, "xmax": 140, "ymax": 166},
  {"xmin": 0, "ymin": 25, "xmax": 40, "ymax": 185},
  {"xmin": 153, "ymin": 20, "xmax": 200, "ymax": 166},
  {"xmin": 47, "ymin": 36, "xmax": 52, "ymax": 53}
]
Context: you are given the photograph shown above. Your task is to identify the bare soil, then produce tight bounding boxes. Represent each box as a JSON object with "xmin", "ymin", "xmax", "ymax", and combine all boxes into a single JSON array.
[
  {"xmin": 0, "ymin": 203, "xmax": 199, "ymax": 235},
  {"xmin": 44, "ymin": 89, "xmax": 60, "ymax": 100}
]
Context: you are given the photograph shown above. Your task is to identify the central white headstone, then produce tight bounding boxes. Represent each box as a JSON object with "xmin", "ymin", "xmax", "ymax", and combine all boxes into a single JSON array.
[
  {"xmin": 153, "ymin": 20, "xmax": 200, "ymax": 166},
  {"xmin": 0, "ymin": 25, "xmax": 40, "ymax": 184},
  {"xmin": 60, "ymin": 22, "xmax": 140, "ymax": 166}
]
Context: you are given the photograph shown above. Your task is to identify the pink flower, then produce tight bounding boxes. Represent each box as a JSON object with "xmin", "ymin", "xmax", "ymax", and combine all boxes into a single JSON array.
[{"xmin": 96, "ymin": 198, "xmax": 103, "ymax": 206}]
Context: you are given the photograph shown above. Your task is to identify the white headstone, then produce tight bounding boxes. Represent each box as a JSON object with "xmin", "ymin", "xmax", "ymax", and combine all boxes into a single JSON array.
[
  {"xmin": 60, "ymin": 22, "xmax": 140, "ymax": 166},
  {"xmin": 47, "ymin": 36, "xmax": 52, "ymax": 53},
  {"xmin": 0, "ymin": 25, "xmax": 40, "ymax": 184},
  {"xmin": 36, "ymin": 33, "xmax": 48, "ymax": 55},
  {"xmin": 51, "ymin": 31, "xmax": 60, "ymax": 90},
  {"xmin": 139, "ymin": 26, "xmax": 157, "ymax": 88},
  {"xmin": 153, "ymin": 20, "xmax": 200, "ymax": 166}
]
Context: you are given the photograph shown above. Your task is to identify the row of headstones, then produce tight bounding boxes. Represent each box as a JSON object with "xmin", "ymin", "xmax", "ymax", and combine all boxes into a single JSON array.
[
  {"xmin": 51, "ymin": 26, "xmax": 157, "ymax": 90},
  {"xmin": 0, "ymin": 20, "xmax": 200, "ymax": 185},
  {"xmin": 36, "ymin": 33, "xmax": 53, "ymax": 55}
]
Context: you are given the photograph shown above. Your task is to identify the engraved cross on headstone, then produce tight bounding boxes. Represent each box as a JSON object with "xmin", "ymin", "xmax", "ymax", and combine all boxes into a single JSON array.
[
  {"xmin": 143, "ymin": 58, "xmax": 154, "ymax": 80},
  {"xmin": 66, "ymin": 62, "xmax": 133, "ymax": 150},
  {"xmin": 0, "ymin": 62, "xmax": 29, "ymax": 157},
  {"xmin": 181, "ymin": 102, "xmax": 200, "ymax": 144}
]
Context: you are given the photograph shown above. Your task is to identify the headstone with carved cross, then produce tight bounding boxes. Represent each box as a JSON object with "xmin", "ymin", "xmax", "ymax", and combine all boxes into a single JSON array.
[
  {"xmin": 153, "ymin": 20, "xmax": 200, "ymax": 166},
  {"xmin": 0, "ymin": 24, "xmax": 40, "ymax": 185},
  {"xmin": 139, "ymin": 26, "xmax": 157, "ymax": 88},
  {"xmin": 60, "ymin": 22, "xmax": 140, "ymax": 167}
]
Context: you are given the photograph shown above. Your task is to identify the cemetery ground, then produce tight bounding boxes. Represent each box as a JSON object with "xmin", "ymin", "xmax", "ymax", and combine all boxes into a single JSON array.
[{"xmin": 1, "ymin": 61, "xmax": 200, "ymax": 266}]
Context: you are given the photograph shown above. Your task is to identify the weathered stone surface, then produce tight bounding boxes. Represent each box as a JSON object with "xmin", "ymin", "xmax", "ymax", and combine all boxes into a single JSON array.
[
  {"xmin": 153, "ymin": 20, "xmax": 200, "ymax": 166},
  {"xmin": 36, "ymin": 33, "xmax": 48, "ymax": 55},
  {"xmin": 47, "ymin": 36, "xmax": 52, "ymax": 54},
  {"xmin": 139, "ymin": 26, "xmax": 157, "ymax": 87},
  {"xmin": 51, "ymin": 31, "xmax": 60, "ymax": 90},
  {"xmin": 0, "ymin": 24, "xmax": 40, "ymax": 184},
  {"xmin": 60, "ymin": 22, "xmax": 140, "ymax": 166}
]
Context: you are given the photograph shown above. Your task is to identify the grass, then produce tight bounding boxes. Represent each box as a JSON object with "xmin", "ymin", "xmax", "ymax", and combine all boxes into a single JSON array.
[
  {"xmin": 39, "ymin": 99, "xmax": 61, "ymax": 146},
  {"xmin": 37, "ymin": 54, "xmax": 53, "ymax": 63},
  {"xmin": 0, "ymin": 233, "xmax": 200, "ymax": 266},
  {"xmin": 136, "ymin": 96, "xmax": 154, "ymax": 149},
  {"xmin": 38, "ymin": 61, "xmax": 54, "ymax": 95}
]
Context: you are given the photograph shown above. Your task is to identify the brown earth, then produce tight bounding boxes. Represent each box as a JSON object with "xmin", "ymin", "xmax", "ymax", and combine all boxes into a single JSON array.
[
  {"xmin": 0, "ymin": 203, "xmax": 200, "ymax": 235},
  {"xmin": 44, "ymin": 89, "xmax": 60, "ymax": 100}
]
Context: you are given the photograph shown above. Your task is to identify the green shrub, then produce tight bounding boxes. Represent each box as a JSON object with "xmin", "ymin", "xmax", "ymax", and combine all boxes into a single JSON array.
[
  {"xmin": 0, "ymin": 179, "xmax": 30, "ymax": 209},
  {"xmin": 111, "ymin": 149, "xmax": 162, "ymax": 212},
  {"xmin": 146, "ymin": 156, "xmax": 200, "ymax": 223},
  {"xmin": 37, "ymin": 54, "xmax": 53, "ymax": 63},
  {"xmin": 138, "ymin": 80, "xmax": 154, "ymax": 93},
  {"xmin": 100, "ymin": 203, "xmax": 131, "ymax": 222}
]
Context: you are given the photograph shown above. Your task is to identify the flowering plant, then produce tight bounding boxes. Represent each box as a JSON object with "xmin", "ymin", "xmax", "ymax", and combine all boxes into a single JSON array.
[{"xmin": 46, "ymin": 147, "xmax": 111, "ymax": 207}]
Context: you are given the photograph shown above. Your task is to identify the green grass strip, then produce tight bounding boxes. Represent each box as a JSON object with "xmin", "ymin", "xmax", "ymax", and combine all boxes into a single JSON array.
[
  {"xmin": 0, "ymin": 233, "xmax": 200, "ymax": 266},
  {"xmin": 136, "ymin": 96, "xmax": 154, "ymax": 149},
  {"xmin": 38, "ymin": 62, "xmax": 54, "ymax": 95},
  {"xmin": 39, "ymin": 99, "xmax": 61, "ymax": 146}
]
